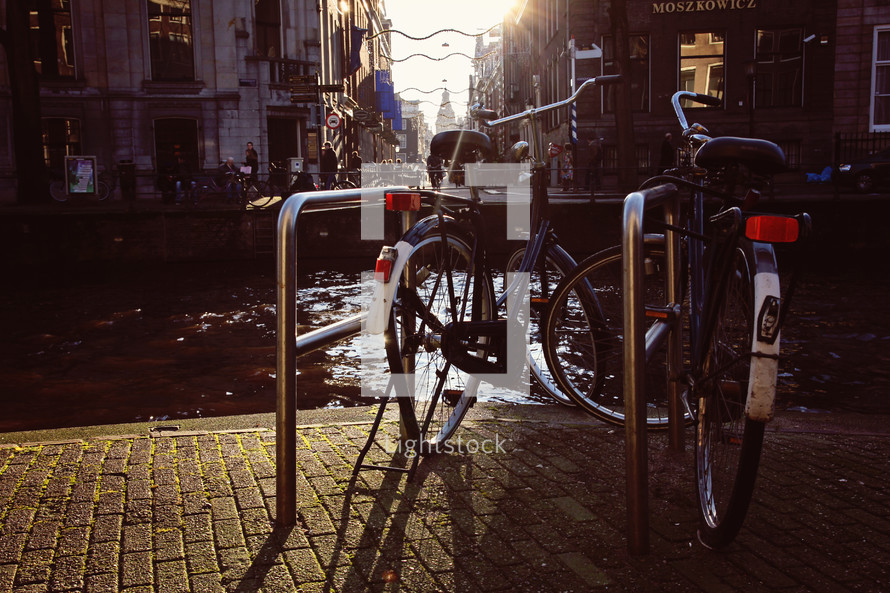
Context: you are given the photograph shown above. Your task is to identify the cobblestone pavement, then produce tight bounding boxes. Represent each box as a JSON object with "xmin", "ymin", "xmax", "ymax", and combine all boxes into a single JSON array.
[{"xmin": 1, "ymin": 405, "xmax": 888, "ymax": 592}]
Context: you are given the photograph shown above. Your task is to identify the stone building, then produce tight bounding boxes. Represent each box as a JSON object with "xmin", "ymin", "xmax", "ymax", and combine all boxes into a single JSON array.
[{"xmin": 0, "ymin": 0, "xmax": 397, "ymax": 202}]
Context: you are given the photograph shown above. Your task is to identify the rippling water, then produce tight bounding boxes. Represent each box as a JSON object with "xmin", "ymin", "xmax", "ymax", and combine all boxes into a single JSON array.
[{"xmin": 1, "ymin": 257, "xmax": 887, "ymax": 432}]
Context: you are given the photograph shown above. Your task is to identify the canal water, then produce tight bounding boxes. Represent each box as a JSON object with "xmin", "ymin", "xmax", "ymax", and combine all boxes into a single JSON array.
[{"xmin": 1, "ymin": 256, "xmax": 888, "ymax": 432}]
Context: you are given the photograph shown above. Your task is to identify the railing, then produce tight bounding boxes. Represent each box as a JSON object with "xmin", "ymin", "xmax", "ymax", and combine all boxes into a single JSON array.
[
  {"xmin": 834, "ymin": 131, "xmax": 890, "ymax": 165},
  {"xmin": 246, "ymin": 56, "xmax": 317, "ymax": 88},
  {"xmin": 622, "ymin": 182, "xmax": 683, "ymax": 555},
  {"xmin": 275, "ymin": 187, "xmax": 413, "ymax": 526}
]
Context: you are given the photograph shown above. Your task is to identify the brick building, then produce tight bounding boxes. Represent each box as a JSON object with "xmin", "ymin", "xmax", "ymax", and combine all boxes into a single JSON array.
[{"xmin": 497, "ymin": 0, "xmax": 847, "ymax": 179}]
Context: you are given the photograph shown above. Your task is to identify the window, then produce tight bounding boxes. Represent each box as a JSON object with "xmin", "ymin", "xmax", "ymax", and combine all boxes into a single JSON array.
[
  {"xmin": 776, "ymin": 140, "xmax": 800, "ymax": 170},
  {"xmin": 603, "ymin": 35, "xmax": 650, "ymax": 112},
  {"xmin": 147, "ymin": 0, "xmax": 194, "ymax": 81},
  {"xmin": 755, "ymin": 29, "xmax": 802, "ymax": 108},
  {"xmin": 28, "ymin": 0, "xmax": 76, "ymax": 79},
  {"xmin": 873, "ymin": 26, "xmax": 890, "ymax": 132},
  {"xmin": 679, "ymin": 31, "xmax": 724, "ymax": 107},
  {"xmin": 255, "ymin": 0, "xmax": 281, "ymax": 57},
  {"xmin": 41, "ymin": 118, "xmax": 81, "ymax": 170}
]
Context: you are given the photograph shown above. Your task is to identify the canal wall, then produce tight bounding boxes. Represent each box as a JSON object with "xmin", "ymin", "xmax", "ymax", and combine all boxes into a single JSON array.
[{"xmin": 1, "ymin": 194, "xmax": 887, "ymax": 269}]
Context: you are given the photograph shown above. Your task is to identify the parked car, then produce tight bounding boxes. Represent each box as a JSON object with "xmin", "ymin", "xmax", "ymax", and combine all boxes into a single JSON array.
[{"xmin": 834, "ymin": 147, "xmax": 890, "ymax": 193}]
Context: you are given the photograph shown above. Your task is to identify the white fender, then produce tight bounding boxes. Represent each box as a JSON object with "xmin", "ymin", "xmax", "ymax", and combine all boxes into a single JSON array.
[
  {"xmin": 745, "ymin": 271, "xmax": 781, "ymax": 422},
  {"xmin": 364, "ymin": 240, "xmax": 414, "ymax": 335}
]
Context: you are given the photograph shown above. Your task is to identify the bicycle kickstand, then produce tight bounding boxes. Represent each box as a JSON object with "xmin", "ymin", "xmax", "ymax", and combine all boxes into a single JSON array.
[{"xmin": 352, "ymin": 377, "xmax": 421, "ymax": 481}]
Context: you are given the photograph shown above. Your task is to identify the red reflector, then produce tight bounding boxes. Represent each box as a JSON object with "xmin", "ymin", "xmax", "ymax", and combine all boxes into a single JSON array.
[
  {"xmin": 745, "ymin": 215, "xmax": 799, "ymax": 243},
  {"xmin": 386, "ymin": 192, "xmax": 421, "ymax": 211},
  {"xmin": 375, "ymin": 258, "xmax": 393, "ymax": 283}
]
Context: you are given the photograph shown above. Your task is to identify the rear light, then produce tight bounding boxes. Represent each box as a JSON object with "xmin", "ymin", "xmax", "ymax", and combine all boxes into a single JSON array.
[
  {"xmin": 745, "ymin": 215, "xmax": 799, "ymax": 243},
  {"xmin": 386, "ymin": 192, "xmax": 421, "ymax": 211},
  {"xmin": 375, "ymin": 246, "xmax": 397, "ymax": 283}
]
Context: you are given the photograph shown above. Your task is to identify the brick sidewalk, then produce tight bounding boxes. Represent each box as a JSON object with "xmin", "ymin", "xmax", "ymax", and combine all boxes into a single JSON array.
[{"xmin": 1, "ymin": 408, "xmax": 889, "ymax": 592}]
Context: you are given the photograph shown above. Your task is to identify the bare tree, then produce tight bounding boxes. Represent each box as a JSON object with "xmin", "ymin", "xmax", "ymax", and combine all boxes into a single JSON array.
[{"xmin": 0, "ymin": 1, "xmax": 50, "ymax": 203}]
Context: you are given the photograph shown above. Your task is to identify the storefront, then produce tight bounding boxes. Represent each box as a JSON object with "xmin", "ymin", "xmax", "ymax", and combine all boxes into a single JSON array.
[{"xmin": 567, "ymin": 0, "xmax": 838, "ymax": 175}]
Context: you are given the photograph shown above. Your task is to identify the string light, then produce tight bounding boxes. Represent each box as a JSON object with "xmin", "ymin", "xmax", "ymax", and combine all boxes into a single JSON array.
[
  {"xmin": 396, "ymin": 86, "xmax": 471, "ymax": 95},
  {"xmin": 366, "ymin": 23, "xmax": 500, "ymax": 41},
  {"xmin": 386, "ymin": 49, "xmax": 497, "ymax": 63}
]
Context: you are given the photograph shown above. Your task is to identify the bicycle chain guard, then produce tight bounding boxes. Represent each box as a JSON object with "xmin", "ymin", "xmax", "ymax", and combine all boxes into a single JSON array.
[{"xmin": 440, "ymin": 319, "xmax": 507, "ymax": 375}]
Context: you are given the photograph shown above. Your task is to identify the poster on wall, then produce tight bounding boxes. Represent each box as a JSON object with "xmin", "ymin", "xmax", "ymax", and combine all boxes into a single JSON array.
[{"xmin": 65, "ymin": 156, "xmax": 97, "ymax": 195}]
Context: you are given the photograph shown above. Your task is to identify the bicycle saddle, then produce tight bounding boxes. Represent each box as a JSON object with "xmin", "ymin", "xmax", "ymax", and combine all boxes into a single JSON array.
[
  {"xmin": 430, "ymin": 129, "xmax": 494, "ymax": 163},
  {"xmin": 695, "ymin": 136, "xmax": 786, "ymax": 175}
]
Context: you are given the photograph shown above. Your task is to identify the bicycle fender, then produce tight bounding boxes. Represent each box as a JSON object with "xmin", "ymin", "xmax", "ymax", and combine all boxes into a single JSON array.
[
  {"xmin": 365, "ymin": 240, "xmax": 414, "ymax": 335},
  {"xmin": 745, "ymin": 268, "xmax": 781, "ymax": 423}
]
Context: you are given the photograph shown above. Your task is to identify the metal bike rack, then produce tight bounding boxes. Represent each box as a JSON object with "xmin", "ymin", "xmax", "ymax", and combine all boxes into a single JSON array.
[
  {"xmin": 275, "ymin": 186, "xmax": 419, "ymax": 526},
  {"xmin": 622, "ymin": 182, "xmax": 682, "ymax": 555}
]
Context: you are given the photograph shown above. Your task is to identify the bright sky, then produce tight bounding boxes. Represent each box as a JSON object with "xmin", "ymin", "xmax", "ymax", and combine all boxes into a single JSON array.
[{"xmin": 384, "ymin": 0, "xmax": 517, "ymax": 125}]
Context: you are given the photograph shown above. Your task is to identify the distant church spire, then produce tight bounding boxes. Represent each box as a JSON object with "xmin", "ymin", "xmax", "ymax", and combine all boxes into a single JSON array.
[{"xmin": 436, "ymin": 89, "xmax": 457, "ymax": 135}]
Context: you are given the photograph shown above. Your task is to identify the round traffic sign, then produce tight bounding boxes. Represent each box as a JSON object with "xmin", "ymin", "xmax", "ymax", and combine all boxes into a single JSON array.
[{"xmin": 325, "ymin": 112, "xmax": 342, "ymax": 129}]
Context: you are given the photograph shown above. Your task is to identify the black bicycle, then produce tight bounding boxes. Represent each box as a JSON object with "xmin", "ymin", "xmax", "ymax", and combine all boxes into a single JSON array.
[
  {"xmin": 542, "ymin": 90, "xmax": 811, "ymax": 547},
  {"xmin": 365, "ymin": 75, "xmax": 628, "ymax": 456}
]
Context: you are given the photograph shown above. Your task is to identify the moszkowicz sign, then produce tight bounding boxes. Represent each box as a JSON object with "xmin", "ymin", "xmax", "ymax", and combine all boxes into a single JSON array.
[{"xmin": 652, "ymin": 0, "xmax": 757, "ymax": 13}]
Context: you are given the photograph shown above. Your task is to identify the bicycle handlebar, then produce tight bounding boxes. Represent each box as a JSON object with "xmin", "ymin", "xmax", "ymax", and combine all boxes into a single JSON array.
[
  {"xmin": 670, "ymin": 91, "xmax": 721, "ymax": 133},
  {"xmin": 473, "ymin": 74, "xmax": 622, "ymax": 128}
]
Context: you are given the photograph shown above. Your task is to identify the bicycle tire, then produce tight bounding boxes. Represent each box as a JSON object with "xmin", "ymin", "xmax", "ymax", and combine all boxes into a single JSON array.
[
  {"xmin": 247, "ymin": 181, "xmax": 274, "ymax": 208},
  {"xmin": 333, "ymin": 179, "xmax": 357, "ymax": 190},
  {"xmin": 542, "ymin": 239, "xmax": 690, "ymax": 428},
  {"xmin": 96, "ymin": 181, "xmax": 111, "ymax": 201},
  {"xmin": 504, "ymin": 244, "xmax": 578, "ymax": 407},
  {"xmin": 385, "ymin": 225, "xmax": 494, "ymax": 451},
  {"xmin": 50, "ymin": 181, "xmax": 67, "ymax": 202},
  {"xmin": 695, "ymin": 239, "xmax": 775, "ymax": 549},
  {"xmin": 97, "ymin": 172, "xmax": 113, "ymax": 201}
]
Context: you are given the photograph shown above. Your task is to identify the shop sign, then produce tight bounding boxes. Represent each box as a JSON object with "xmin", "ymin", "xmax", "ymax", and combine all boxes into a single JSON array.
[{"xmin": 652, "ymin": 0, "xmax": 757, "ymax": 14}]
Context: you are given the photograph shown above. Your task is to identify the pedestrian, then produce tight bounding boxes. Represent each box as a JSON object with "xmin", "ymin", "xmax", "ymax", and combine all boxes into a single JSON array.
[
  {"xmin": 244, "ymin": 141, "xmax": 259, "ymax": 184},
  {"xmin": 427, "ymin": 153, "xmax": 444, "ymax": 190},
  {"xmin": 349, "ymin": 150, "xmax": 362, "ymax": 186},
  {"xmin": 561, "ymin": 142, "xmax": 574, "ymax": 191},
  {"xmin": 216, "ymin": 157, "xmax": 241, "ymax": 202},
  {"xmin": 174, "ymin": 155, "xmax": 195, "ymax": 205},
  {"xmin": 587, "ymin": 137, "xmax": 603, "ymax": 194},
  {"xmin": 320, "ymin": 141, "xmax": 339, "ymax": 190},
  {"xmin": 659, "ymin": 132, "xmax": 675, "ymax": 174}
]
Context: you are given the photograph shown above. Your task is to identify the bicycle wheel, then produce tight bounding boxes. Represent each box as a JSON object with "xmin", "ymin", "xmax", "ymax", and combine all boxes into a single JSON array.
[
  {"xmin": 695, "ymin": 240, "xmax": 773, "ymax": 549},
  {"xmin": 504, "ymin": 244, "xmax": 577, "ymax": 406},
  {"xmin": 247, "ymin": 181, "xmax": 274, "ymax": 208},
  {"xmin": 97, "ymin": 172, "xmax": 113, "ymax": 201},
  {"xmin": 333, "ymin": 179, "xmax": 357, "ymax": 190},
  {"xmin": 50, "ymin": 181, "xmax": 67, "ymax": 202},
  {"xmin": 543, "ymin": 240, "xmax": 686, "ymax": 428},
  {"xmin": 385, "ymin": 225, "xmax": 494, "ymax": 451},
  {"xmin": 95, "ymin": 181, "xmax": 111, "ymax": 201}
]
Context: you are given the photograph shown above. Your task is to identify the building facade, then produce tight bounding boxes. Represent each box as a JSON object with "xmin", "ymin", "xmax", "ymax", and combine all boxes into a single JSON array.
[
  {"xmin": 0, "ymin": 0, "xmax": 399, "ymax": 202},
  {"xmin": 498, "ymin": 0, "xmax": 843, "ymax": 180}
]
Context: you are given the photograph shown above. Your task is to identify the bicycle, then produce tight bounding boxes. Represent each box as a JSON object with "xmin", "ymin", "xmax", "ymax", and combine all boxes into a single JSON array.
[
  {"xmin": 192, "ymin": 168, "xmax": 270, "ymax": 209},
  {"xmin": 542, "ymin": 90, "xmax": 810, "ymax": 547},
  {"xmin": 333, "ymin": 167, "xmax": 358, "ymax": 190},
  {"xmin": 265, "ymin": 161, "xmax": 318, "ymax": 200},
  {"xmin": 50, "ymin": 167, "xmax": 114, "ymax": 202},
  {"xmin": 361, "ymin": 75, "xmax": 623, "ymax": 462}
]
